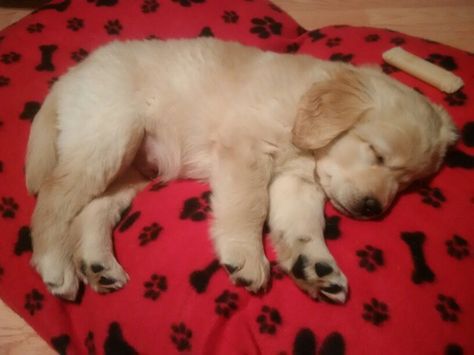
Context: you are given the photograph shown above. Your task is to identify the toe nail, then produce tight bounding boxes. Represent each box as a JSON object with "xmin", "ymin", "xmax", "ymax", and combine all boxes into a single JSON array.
[{"xmin": 315, "ymin": 262, "xmax": 333, "ymax": 277}]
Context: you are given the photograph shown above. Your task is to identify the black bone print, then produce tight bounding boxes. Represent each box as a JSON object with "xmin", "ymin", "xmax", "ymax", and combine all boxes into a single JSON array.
[
  {"xmin": 401, "ymin": 232, "xmax": 435, "ymax": 284},
  {"xmin": 117, "ymin": 210, "xmax": 141, "ymax": 233},
  {"xmin": 293, "ymin": 328, "xmax": 345, "ymax": 355},
  {"xmin": 104, "ymin": 322, "xmax": 138, "ymax": 355},
  {"xmin": 85, "ymin": 331, "xmax": 96, "ymax": 355},
  {"xmin": 189, "ymin": 259, "xmax": 220, "ymax": 293},
  {"xmin": 462, "ymin": 121, "xmax": 474, "ymax": 146},
  {"xmin": 51, "ymin": 334, "xmax": 70, "ymax": 355},
  {"xmin": 33, "ymin": 0, "xmax": 71, "ymax": 13},
  {"xmin": 445, "ymin": 148, "xmax": 474, "ymax": 169},
  {"xmin": 20, "ymin": 101, "xmax": 41, "ymax": 120},
  {"xmin": 444, "ymin": 343, "xmax": 464, "ymax": 355},
  {"xmin": 14, "ymin": 225, "xmax": 32, "ymax": 255},
  {"xmin": 36, "ymin": 45, "xmax": 58, "ymax": 72},
  {"xmin": 88, "ymin": 0, "xmax": 119, "ymax": 6},
  {"xmin": 324, "ymin": 215, "xmax": 341, "ymax": 239}
]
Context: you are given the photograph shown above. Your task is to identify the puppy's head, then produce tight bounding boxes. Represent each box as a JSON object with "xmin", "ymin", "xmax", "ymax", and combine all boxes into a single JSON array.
[{"xmin": 292, "ymin": 65, "xmax": 458, "ymax": 219}]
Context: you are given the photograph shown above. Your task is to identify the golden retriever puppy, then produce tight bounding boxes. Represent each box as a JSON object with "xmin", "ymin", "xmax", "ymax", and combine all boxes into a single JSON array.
[{"xmin": 25, "ymin": 38, "xmax": 457, "ymax": 303}]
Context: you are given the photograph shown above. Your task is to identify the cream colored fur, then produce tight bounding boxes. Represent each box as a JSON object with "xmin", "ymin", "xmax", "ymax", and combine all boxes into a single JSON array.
[{"xmin": 25, "ymin": 38, "xmax": 457, "ymax": 303}]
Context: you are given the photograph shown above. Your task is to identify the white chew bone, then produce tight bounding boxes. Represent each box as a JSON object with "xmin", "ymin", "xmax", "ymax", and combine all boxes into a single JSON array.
[{"xmin": 382, "ymin": 47, "xmax": 464, "ymax": 94}]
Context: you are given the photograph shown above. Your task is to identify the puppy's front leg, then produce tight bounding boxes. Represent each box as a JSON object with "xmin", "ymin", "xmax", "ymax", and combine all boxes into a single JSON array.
[
  {"xmin": 268, "ymin": 171, "xmax": 348, "ymax": 303},
  {"xmin": 210, "ymin": 144, "xmax": 271, "ymax": 292}
]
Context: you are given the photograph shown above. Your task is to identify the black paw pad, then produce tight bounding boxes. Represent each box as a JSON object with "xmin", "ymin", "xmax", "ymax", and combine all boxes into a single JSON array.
[
  {"xmin": 315, "ymin": 262, "xmax": 333, "ymax": 277},
  {"xmin": 291, "ymin": 255, "xmax": 307, "ymax": 280},
  {"xmin": 91, "ymin": 264, "xmax": 104, "ymax": 273}
]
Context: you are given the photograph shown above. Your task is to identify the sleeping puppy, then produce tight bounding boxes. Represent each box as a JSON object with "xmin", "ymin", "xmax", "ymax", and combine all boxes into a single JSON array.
[{"xmin": 25, "ymin": 38, "xmax": 458, "ymax": 303}]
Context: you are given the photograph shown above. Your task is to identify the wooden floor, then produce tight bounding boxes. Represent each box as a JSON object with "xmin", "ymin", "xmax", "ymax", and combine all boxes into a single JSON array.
[{"xmin": 0, "ymin": 1, "xmax": 473, "ymax": 354}]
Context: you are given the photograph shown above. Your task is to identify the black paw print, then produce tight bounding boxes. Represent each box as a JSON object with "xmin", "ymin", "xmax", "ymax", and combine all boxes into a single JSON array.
[
  {"xmin": 436, "ymin": 294, "xmax": 461, "ymax": 322},
  {"xmin": 356, "ymin": 245, "xmax": 384, "ymax": 272},
  {"xmin": 138, "ymin": 222, "xmax": 163, "ymax": 246},
  {"xmin": 365, "ymin": 34, "xmax": 380, "ymax": 42},
  {"xmin": 172, "ymin": 0, "xmax": 205, "ymax": 7},
  {"xmin": 391, "ymin": 36, "xmax": 406, "ymax": 46},
  {"xmin": 222, "ymin": 10, "xmax": 238, "ymax": 23},
  {"xmin": 104, "ymin": 19, "xmax": 123, "ymax": 35},
  {"xmin": 326, "ymin": 37, "xmax": 341, "ymax": 48},
  {"xmin": 27, "ymin": 23, "xmax": 44, "ymax": 33},
  {"xmin": 0, "ymin": 75, "xmax": 10, "ymax": 87},
  {"xmin": 329, "ymin": 53, "xmax": 353, "ymax": 63},
  {"xmin": 256, "ymin": 306, "xmax": 282, "ymax": 334},
  {"xmin": 419, "ymin": 186, "xmax": 445, "ymax": 208},
  {"xmin": 426, "ymin": 53, "xmax": 458, "ymax": 71},
  {"xmin": 144, "ymin": 273, "xmax": 167, "ymax": 300},
  {"xmin": 0, "ymin": 265, "xmax": 4, "ymax": 280},
  {"xmin": 250, "ymin": 17, "xmax": 282, "ymax": 39},
  {"xmin": 381, "ymin": 62, "xmax": 400, "ymax": 74},
  {"xmin": 67, "ymin": 17, "xmax": 84, "ymax": 31},
  {"xmin": 215, "ymin": 290, "xmax": 239, "ymax": 318},
  {"xmin": 25, "ymin": 289, "xmax": 44, "ymax": 315},
  {"xmin": 324, "ymin": 215, "xmax": 341, "ymax": 240},
  {"xmin": 1, "ymin": 52, "xmax": 21, "ymax": 64},
  {"xmin": 308, "ymin": 29, "xmax": 326, "ymax": 42},
  {"xmin": 0, "ymin": 197, "xmax": 19, "ymax": 218},
  {"xmin": 446, "ymin": 235, "xmax": 470, "ymax": 260},
  {"xmin": 270, "ymin": 261, "xmax": 285, "ymax": 280},
  {"xmin": 445, "ymin": 90, "xmax": 467, "ymax": 107},
  {"xmin": 170, "ymin": 323, "xmax": 192, "ymax": 351},
  {"xmin": 362, "ymin": 298, "xmax": 389, "ymax": 326},
  {"xmin": 286, "ymin": 43, "xmax": 300, "ymax": 53},
  {"xmin": 71, "ymin": 48, "xmax": 88, "ymax": 63},
  {"xmin": 141, "ymin": 0, "xmax": 159, "ymax": 13},
  {"xmin": 180, "ymin": 191, "xmax": 211, "ymax": 221}
]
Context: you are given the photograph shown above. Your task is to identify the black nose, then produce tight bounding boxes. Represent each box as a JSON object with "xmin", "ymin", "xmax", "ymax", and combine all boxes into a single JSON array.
[{"xmin": 361, "ymin": 197, "xmax": 382, "ymax": 218}]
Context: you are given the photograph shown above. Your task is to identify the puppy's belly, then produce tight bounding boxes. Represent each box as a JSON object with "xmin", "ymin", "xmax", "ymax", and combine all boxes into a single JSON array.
[{"xmin": 133, "ymin": 134, "xmax": 211, "ymax": 182}]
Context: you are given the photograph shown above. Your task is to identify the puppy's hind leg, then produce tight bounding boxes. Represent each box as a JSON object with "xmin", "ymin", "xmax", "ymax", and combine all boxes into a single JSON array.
[
  {"xmin": 31, "ymin": 109, "xmax": 144, "ymax": 300},
  {"xmin": 71, "ymin": 167, "xmax": 148, "ymax": 294}
]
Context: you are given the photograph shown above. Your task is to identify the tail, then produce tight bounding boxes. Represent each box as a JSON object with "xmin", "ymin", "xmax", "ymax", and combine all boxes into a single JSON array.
[{"xmin": 25, "ymin": 90, "xmax": 59, "ymax": 194}]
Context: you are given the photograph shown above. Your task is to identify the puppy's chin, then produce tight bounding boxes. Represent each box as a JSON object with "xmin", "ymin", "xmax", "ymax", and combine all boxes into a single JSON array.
[{"xmin": 329, "ymin": 199, "xmax": 376, "ymax": 220}]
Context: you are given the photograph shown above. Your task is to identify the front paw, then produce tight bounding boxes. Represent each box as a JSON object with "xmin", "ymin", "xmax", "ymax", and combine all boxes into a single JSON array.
[
  {"xmin": 290, "ymin": 255, "xmax": 348, "ymax": 303},
  {"xmin": 219, "ymin": 245, "xmax": 270, "ymax": 293}
]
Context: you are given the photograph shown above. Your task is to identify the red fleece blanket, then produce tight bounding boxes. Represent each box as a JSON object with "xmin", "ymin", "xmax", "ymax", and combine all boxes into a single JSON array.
[{"xmin": 0, "ymin": 1, "xmax": 473, "ymax": 354}]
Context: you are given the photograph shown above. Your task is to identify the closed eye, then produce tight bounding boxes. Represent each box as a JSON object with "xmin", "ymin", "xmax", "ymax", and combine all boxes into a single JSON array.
[{"xmin": 369, "ymin": 144, "xmax": 385, "ymax": 165}]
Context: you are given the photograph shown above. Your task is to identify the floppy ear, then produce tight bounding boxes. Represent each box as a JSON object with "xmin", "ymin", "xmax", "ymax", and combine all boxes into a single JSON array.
[{"xmin": 292, "ymin": 68, "xmax": 372, "ymax": 150}]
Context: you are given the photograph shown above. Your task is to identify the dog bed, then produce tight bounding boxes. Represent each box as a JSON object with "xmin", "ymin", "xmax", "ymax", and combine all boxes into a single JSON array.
[{"xmin": 0, "ymin": 0, "xmax": 473, "ymax": 354}]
